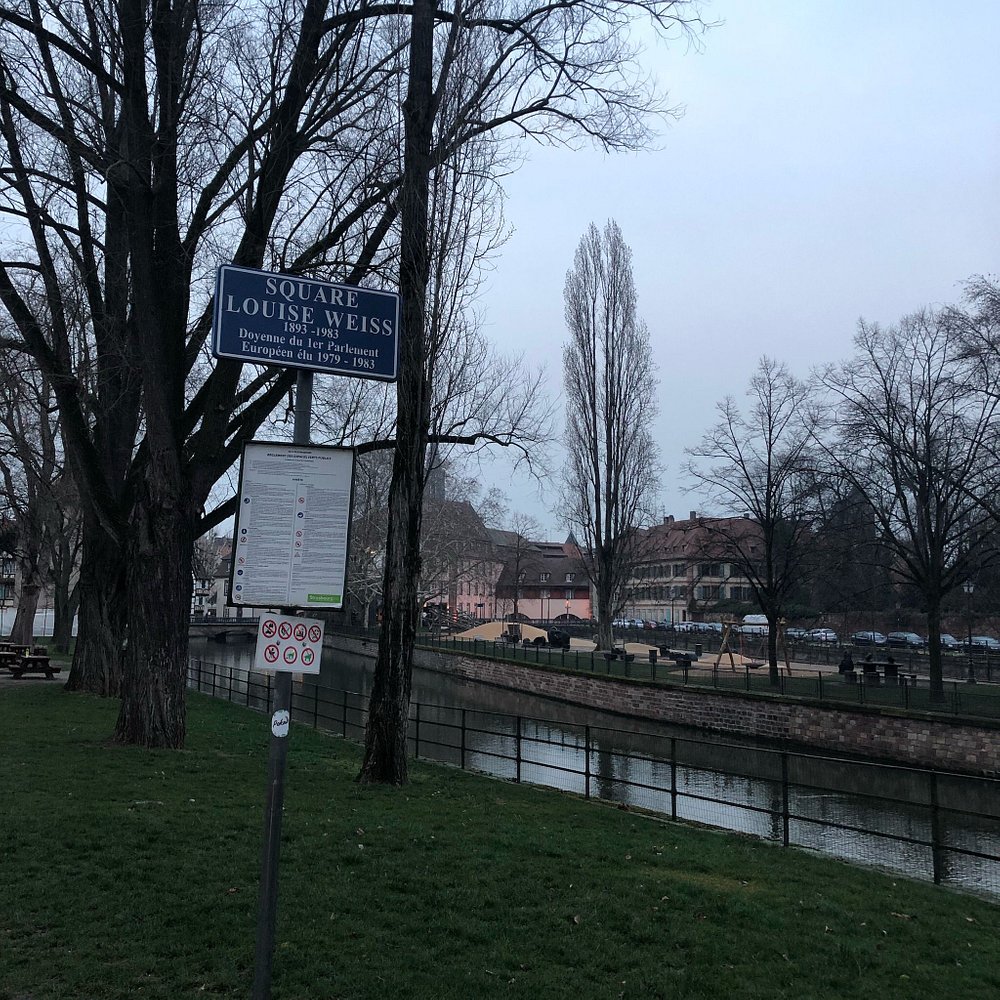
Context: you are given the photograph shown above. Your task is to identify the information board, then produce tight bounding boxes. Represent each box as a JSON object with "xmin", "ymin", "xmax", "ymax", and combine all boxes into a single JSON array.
[
  {"xmin": 253, "ymin": 613, "xmax": 325, "ymax": 675},
  {"xmin": 230, "ymin": 442, "xmax": 354, "ymax": 610},
  {"xmin": 212, "ymin": 265, "xmax": 400, "ymax": 381}
]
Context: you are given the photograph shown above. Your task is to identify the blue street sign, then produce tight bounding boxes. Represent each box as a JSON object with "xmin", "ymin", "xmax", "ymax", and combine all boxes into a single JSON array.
[{"xmin": 212, "ymin": 265, "xmax": 400, "ymax": 381}]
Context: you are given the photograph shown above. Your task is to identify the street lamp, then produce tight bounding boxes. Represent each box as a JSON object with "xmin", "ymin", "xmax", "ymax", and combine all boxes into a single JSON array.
[{"xmin": 963, "ymin": 579, "xmax": 976, "ymax": 684}]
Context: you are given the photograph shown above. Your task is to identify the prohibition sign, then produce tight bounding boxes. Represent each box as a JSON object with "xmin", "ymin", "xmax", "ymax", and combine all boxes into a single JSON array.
[
  {"xmin": 278, "ymin": 621, "xmax": 293, "ymax": 640},
  {"xmin": 263, "ymin": 644, "xmax": 279, "ymax": 664},
  {"xmin": 261, "ymin": 619, "xmax": 277, "ymax": 639},
  {"xmin": 301, "ymin": 648, "xmax": 315, "ymax": 667},
  {"xmin": 293, "ymin": 623, "xmax": 307, "ymax": 641},
  {"xmin": 308, "ymin": 625, "xmax": 322, "ymax": 643},
  {"xmin": 283, "ymin": 646, "xmax": 298, "ymax": 665}
]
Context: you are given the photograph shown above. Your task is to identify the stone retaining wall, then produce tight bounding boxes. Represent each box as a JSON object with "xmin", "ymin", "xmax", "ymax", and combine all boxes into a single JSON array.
[{"xmin": 329, "ymin": 633, "xmax": 1000, "ymax": 775}]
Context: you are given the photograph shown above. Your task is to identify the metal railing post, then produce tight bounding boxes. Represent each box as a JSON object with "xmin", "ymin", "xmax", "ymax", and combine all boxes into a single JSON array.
[
  {"xmin": 930, "ymin": 771, "xmax": 944, "ymax": 884},
  {"xmin": 670, "ymin": 737, "xmax": 677, "ymax": 821},
  {"xmin": 516, "ymin": 716, "xmax": 522, "ymax": 783},
  {"xmin": 584, "ymin": 725, "xmax": 591, "ymax": 799},
  {"xmin": 460, "ymin": 708, "xmax": 467, "ymax": 769},
  {"xmin": 781, "ymin": 752, "xmax": 790, "ymax": 847},
  {"xmin": 313, "ymin": 685, "xmax": 319, "ymax": 729},
  {"xmin": 414, "ymin": 702, "xmax": 421, "ymax": 759}
]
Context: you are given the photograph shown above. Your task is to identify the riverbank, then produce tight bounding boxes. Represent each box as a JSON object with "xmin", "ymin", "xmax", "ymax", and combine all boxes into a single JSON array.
[{"xmin": 3, "ymin": 684, "xmax": 999, "ymax": 999}]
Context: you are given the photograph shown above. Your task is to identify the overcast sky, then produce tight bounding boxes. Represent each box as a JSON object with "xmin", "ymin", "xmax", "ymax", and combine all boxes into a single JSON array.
[{"xmin": 468, "ymin": 0, "xmax": 1000, "ymax": 538}]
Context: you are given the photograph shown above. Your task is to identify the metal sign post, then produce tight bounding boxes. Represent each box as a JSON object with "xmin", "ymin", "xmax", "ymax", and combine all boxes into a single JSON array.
[{"xmin": 252, "ymin": 368, "xmax": 311, "ymax": 1000}]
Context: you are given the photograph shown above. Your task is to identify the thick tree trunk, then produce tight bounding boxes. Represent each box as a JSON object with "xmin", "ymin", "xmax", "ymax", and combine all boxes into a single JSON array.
[
  {"xmin": 358, "ymin": 0, "xmax": 434, "ymax": 785},
  {"xmin": 596, "ymin": 590, "xmax": 614, "ymax": 651},
  {"xmin": 51, "ymin": 575, "xmax": 78, "ymax": 655},
  {"xmin": 113, "ymin": 492, "xmax": 195, "ymax": 748},
  {"xmin": 66, "ymin": 514, "xmax": 126, "ymax": 696},
  {"xmin": 10, "ymin": 581, "xmax": 40, "ymax": 646},
  {"xmin": 926, "ymin": 600, "xmax": 944, "ymax": 702},
  {"xmin": 766, "ymin": 613, "xmax": 780, "ymax": 686},
  {"xmin": 358, "ymin": 462, "xmax": 423, "ymax": 784}
]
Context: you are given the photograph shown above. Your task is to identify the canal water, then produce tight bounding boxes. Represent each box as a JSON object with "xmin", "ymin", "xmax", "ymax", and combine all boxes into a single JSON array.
[{"xmin": 189, "ymin": 636, "xmax": 1000, "ymax": 900}]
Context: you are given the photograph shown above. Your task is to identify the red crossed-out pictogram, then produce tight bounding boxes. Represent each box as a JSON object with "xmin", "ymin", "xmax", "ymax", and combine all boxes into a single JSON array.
[
  {"xmin": 308, "ymin": 625, "xmax": 322, "ymax": 643},
  {"xmin": 261, "ymin": 619, "xmax": 277, "ymax": 639},
  {"xmin": 283, "ymin": 646, "xmax": 298, "ymax": 664},
  {"xmin": 263, "ymin": 644, "xmax": 279, "ymax": 663},
  {"xmin": 277, "ymin": 621, "xmax": 293, "ymax": 640},
  {"xmin": 293, "ymin": 623, "xmax": 307, "ymax": 641}
]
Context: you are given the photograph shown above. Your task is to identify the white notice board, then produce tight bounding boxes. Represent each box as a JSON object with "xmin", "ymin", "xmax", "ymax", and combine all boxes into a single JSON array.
[{"xmin": 230, "ymin": 441, "xmax": 354, "ymax": 610}]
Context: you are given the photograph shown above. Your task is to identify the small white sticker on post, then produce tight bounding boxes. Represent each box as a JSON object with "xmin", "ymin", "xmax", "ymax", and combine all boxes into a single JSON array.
[{"xmin": 271, "ymin": 710, "xmax": 290, "ymax": 739}]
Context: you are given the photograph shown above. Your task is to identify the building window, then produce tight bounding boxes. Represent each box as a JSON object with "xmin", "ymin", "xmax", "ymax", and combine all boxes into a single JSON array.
[
  {"xmin": 565, "ymin": 572, "xmax": 575, "ymax": 583},
  {"xmin": 539, "ymin": 572, "xmax": 550, "ymax": 583},
  {"xmin": 565, "ymin": 589, "xmax": 573, "ymax": 600},
  {"xmin": 673, "ymin": 564, "xmax": 685, "ymax": 577}
]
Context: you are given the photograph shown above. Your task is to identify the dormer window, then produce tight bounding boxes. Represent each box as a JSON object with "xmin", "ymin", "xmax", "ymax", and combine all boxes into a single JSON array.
[
  {"xmin": 565, "ymin": 572, "xmax": 575, "ymax": 583},
  {"xmin": 539, "ymin": 572, "xmax": 550, "ymax": 583}
]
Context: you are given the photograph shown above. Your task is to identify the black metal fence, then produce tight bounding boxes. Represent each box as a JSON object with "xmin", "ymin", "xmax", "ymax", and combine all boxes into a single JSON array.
[
  {"xmin": 416, "ymin": 632, "xmax": 1000, "ymax": 722},
  {"xmin": 188, "ymin": 657, "xmax": 1000, "ymax": 900}
]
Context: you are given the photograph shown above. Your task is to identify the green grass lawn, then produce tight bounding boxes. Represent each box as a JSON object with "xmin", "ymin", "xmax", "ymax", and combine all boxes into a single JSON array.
[{"xmin": 2, "ymin": 685, "xmax": 998, "ymax": 1000}]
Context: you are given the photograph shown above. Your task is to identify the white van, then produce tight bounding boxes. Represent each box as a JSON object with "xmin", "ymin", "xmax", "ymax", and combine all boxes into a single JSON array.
[{"xmin": 741, "ymin": 614, "xmax": 769, "ymax": 636}]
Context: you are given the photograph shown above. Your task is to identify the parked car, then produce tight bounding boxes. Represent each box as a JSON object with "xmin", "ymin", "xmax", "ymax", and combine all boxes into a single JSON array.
[
  {"xmin": 702, "ymin": 622, "xmax": 724, "ymax": 634},
  {"xmin": 785, "ymin": 627, "xmax": 809, "ymax": 640},
  {"xmin": 967, "ymin": 635, "xmax": 1000, "ymax": 652},
  {"xmin": 887, "ymin": 631, "xmax": 924, "ymax": 649},
  {"xmin": 939, "ymin": 633, "xmax": 961, "ymax": 650},
  {"xmin": 851, "ymin": 630, "xmax": 887, "ymax": 646},
  {"xmin": 806, "ymin": 628, "xmax": 838, "ymax": 643}
]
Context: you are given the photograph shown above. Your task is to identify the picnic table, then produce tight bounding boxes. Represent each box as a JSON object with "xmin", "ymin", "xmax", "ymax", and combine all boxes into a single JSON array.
[
  {"xmin": 845, "ymin": 659, "xmax": 914, "ymax": 687},
  {"xmin": 0, "ymin": 644, "xmax": 30, "ymax": 671},
  {"xmin": 3, "ymin": 645, "xmax": 59, "ymax": 679},
  {"xmin": 657, "ymin": 645, "xmax": 700, "ymax": 665}
]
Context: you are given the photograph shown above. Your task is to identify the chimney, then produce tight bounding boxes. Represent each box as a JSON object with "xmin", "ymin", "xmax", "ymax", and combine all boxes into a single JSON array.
[
  {"xmin": 689, "ymin": 510, "xmax": 697, "ymax": 520},
  {"xmin": 663, "ymin": 515, "xmax": 674, "ymax": 525}
]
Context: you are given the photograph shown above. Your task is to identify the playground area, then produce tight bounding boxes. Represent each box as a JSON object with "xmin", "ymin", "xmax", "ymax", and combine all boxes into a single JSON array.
[{"xmin": 452, "ymin": 621, "xmax": 795, "ymax": 672}]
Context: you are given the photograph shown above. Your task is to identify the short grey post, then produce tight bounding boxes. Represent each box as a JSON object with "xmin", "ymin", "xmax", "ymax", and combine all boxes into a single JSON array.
[
  {"xmin": 252, "ymin": 369, "xmax": 312, "ymax": 1000},
  {"xmin": 584, "ymin": 725, "xmax": 592, "ymax": 799}
]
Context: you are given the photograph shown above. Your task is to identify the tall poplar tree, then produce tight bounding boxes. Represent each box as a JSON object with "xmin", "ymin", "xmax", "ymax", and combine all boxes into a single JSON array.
[{"xmin": 561, "ymin": 220, "xmax": 660, "ymax": 651}]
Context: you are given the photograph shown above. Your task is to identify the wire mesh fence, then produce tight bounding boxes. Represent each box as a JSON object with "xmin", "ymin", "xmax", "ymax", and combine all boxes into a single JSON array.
[{"xmin": 189, "ymin": 657, "xmax": 1000, "ymax": 900}]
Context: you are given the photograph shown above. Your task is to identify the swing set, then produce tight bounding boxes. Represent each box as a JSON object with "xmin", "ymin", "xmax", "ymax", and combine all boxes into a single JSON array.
[{"xmin": 714, "ymin": 619, "xmax": 792, "ymax": 675}]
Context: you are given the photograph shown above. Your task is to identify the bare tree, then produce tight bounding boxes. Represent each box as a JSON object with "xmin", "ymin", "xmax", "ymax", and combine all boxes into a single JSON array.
[
  {"xmin": 685, "ymin": 357, "xmax": 818, "ymax": 683},
  {"xmin": 494, "ymin": 512, "xmax": 542, "ymax": 623},
  {"xmin": 0, "ymin": 0, "xmax": 704, "ymax": 755},
  {"xmin": 561, "ymin": 220, "xmax": 661, "ymax": 651},
  {"xmin": 818, "ymin": 308, "xmax": 1000, "ymax": 699},
  {"xmin": 0, "ymin": 352, "xmax": 69, "ymax": 646}
]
